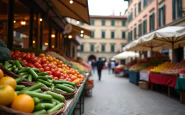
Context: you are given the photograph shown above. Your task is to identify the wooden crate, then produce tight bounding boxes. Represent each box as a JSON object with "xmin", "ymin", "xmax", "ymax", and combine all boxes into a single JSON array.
[{"xmin": 138, "ymin": 81, "xmax": 149, "ymax": 89}]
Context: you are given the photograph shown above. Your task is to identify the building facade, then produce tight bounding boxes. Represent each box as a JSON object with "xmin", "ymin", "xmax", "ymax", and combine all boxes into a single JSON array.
[
  {"xmin": 75, "ymin": 15, "xmax": 127, "ymax": 61},
  {"xmin": 126, "ymin": 0, "xmax": 185, "ymax": 60}
]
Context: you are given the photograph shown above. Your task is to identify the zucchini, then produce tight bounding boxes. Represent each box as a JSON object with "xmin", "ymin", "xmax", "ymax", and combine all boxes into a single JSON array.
[
  {"xmin": 33, "ymin": 109, "xmax": 47, "ymax": 114},
  {"xmin": 15, "ymin": 85, "xmax": 25, "ymax": 91},
  {"xmin": 46, "ymin": 91, "xmax": 65, "ymax": 101},
  {"xmin": 24, "ymin": 91, "xmax": 52, "ymax": 101},
  {"xmin": 53, "ymin": 80, "xmax": 76, "ymax": 86},
  {"xmin": 56, "ymin": 84, "xmax": 74, "ymax": 93},
  {"xmin": 18, "ymin": 67, "xmax": 30, "ymax": 73},
  {"xmin": 38, "ymin": 79, "xmax": 52, "ymax": 86},
  {"xmin": 33, "ymin": 97, "xmax": 41, "ymax": 104},
  {"xmin": 47, "ymin": 103, "xmax": 64, "ymax": 113}
]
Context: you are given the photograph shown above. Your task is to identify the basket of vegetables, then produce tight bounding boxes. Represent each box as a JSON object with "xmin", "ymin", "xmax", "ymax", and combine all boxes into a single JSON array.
[{"xmin": 0, "ymin": 69, "xmax": 66, "ymax": 115}]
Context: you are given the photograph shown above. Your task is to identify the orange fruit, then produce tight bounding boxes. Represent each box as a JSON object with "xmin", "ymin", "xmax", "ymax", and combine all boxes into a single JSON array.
[
  {"xmin": 0, "ymin": 76, "xmax": 17, "ymax": 89},
  {"xmin": 11, "ymin": 94, "xmax": 34, "ymax": 113},
  {"xmin": 0, "ymin": 85, "xmax": 15, "ymax": 105},
  {"xmin": 0, "ymin": 69, "xmax": 4, "ymax": 79}
]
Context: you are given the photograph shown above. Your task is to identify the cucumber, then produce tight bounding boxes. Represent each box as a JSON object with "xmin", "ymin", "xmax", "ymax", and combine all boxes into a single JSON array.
[
  {"xmin": 22, "ymin": 83, "xmax": 42, "ymax": 92},
  {"xmin": 38, "ymin": 72, "xmax": 47, "ymax": 76},
  {"xmin": 38, "ymin": 79, "xmax": 52, "ymax": 86},
  {"xmin": 4, "ymin": 61, "xmax": 9, "ymax": 69},
  {"xmin": 18, "ymin": 67, "xmax": 30, "ymax": 73},
  {"xmin": 62, "ymin": 84, "xmax": 74, "ymax": 89},
  {"xmin": 28, "ymin": 74, "xmax": 32, "ymax": 82},
  {"xmin": 12, "ymin": 65, "xmax": 17, "ymax": 69},
  {"xmin": 21, "ymin": 74, "xmax": 28, "ymax": 79},
  {"xmin": 14, "ymin": 67, "xmax": 19, "ymax": 73},
  {"xmin": 24, "ymin": 91, "xmax": 52, "ymax": 101},
  {"xmin": 15, "ymin": 60, "xmax": 22, "ymax": 69},
  {"xmin": 33, "ymin": 109, "xmax": 47, "ymax": 114},
  {"xmin": 46, "ymin": 91, "xmax": 65, "ymax": 101},
  {"xmin": 33, "ymin": 97, "xmax": 41, "ymax": 104},
  {"xmin": 29, "ymin": 69, "xmax": 38, "ymax": 80},
  {"xmin": 18, "ymin": 72, "xmax": 28, "ymax": 76},
  {"xmin": 7, "ymin": 64, "xmax": 12, "ymax": 68},
  {"xmin": 15, "ymin": 77, "xmax": 23, "ymax": 83},
  {"xmin": 47, "ymin": 103, "xmax": 64, "ymax": 113},
  {"xmin": 7, "ymin": 68, "xmax": 13, "ymax": 71},
  {"xmin": 54, "ymin": 88, "xmax": 67, "ymax": 93},
  {"xmin": 34, "ymin": 103, "xmax": 45, "ymax": 111},
  {"xmin": 53, "ymin": 80, "xmax": 76, "ymax": 86},
  {"xmin": 15, "ymin": 85, "xmax": 25, "ymax": 91},
  {"xmin": 56, "ymin": 84, "xmax": 74, "ymax": 93},
  {"xmin": 31, "ymin": 68, "xmax": 40, "ymax": 73},
  {"xmin": 52, "ymin": 99, "xmax": 60, "ymax": 104},
  {"xmin": 37, "ymin": 76, "xmax": 48, "ymax": 80},
  {"xmin": 33, "ymin": 89, "xmax": 42, "ymax": 93}
]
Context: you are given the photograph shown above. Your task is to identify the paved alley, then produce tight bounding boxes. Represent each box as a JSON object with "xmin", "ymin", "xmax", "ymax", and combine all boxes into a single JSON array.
[{"xmin": 84, "ymin": 70, "xmax": 185, "ymax": 115}]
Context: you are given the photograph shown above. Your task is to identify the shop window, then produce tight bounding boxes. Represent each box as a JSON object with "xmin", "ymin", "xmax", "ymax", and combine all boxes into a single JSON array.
[
  {"xmin": 80, "ymin": 44, "xmax": 84, "ymax": 51},
  {"xmin": 90, "ymin": 19, "xmax": 95, "ymax": 25},
  {"xmin": 122, "ymin": 20, "xmax": 126, "ymax": 26},
  {"xmin": 91, "ymin": 31, "xmax": 94, "ymax": 38},
  {"xmin": 122, "ymin": 31, "xmax": 126, "ymax": 39},
  {"xmin": 101, "ymin": 44, "xmax": 105, "ymax": 52},
  {"xmin": 80, "ymin": 22, "xmax": 84, "ymax": 25},
  {"xmin": 143, "ymin": 0, "xmax": 147, "ymax": 8},
  {"xmin": 128, "ymin": 31, "xmax": 133, "ymax": 42},
  {"xmin": 138, "ymin": 23, "xmax": 142, "ymax": 37},
  {"xmin": 90, "ymin": 44, "xmax": 94, "ymax": 52},
  {"xmin": 159, "ymin": 4, "xmax": 166, "ymax": 27},
  {"xmin": 138, "ymin": 2, "xmax": 141, "ymax": 13},
  {"xmin": 172, "ymin": 0, "xmax": 182, "ymax": 20},
  {"xmin": 111, "ymin": 31, "xmax": 115, "ymax": 39},
  {"xmin": 148, "ymin": 0, "xmax": 151, "ymax": 3},
  {"xmin": 134, "ymin": 27, "xmax": 137, "ymax": 39},
  {"xmin": 102, "ymin": 20, "xmax": 106, "ymax": 26},
  {"xmin": 111, "ymin": 20, "xmax": 115, "ymax": 26},
  {"xmin": 134, "ymin": 5, "xmax": 137, "ymax": 17},
  {"xmin": 128, "ymin": 12, "xmax": 133, "ymax": 23},
  {"xmin": 110, "ymin": 44, "xmax": 115, "ymax": 52},
  {"xmin": 143, "ymin": 19, "xmax": 147, "ymax": 34},
  {"xmin": 149, "ymin": 13, "xmax": 155, "ymax": 32},
  {"xmin": 15, "ymin": 32, "xmax": 20, "ymax": 38},
  {"xmin": 101, "ymin": 31, "xmax": 105, "ymax": 38}
]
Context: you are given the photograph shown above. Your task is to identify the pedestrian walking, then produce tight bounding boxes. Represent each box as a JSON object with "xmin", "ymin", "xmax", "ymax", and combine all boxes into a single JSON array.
[
  {"xmin": 96, "ymin": 58, "xmax": 104, "ymax": 81},
  {"xmin": 91, "ymin": 59, "xmax": 96, "ymax": 74},
  {"xmin": 108, "ymin": 61, "xmax": 111, "ymax": 74},
  {"xmin": 111, "ymin": 61, "xmax": 115, "ymax": 74}
]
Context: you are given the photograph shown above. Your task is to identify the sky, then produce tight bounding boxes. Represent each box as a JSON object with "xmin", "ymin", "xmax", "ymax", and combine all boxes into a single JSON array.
[{"xmin": 88, "ymin": 0, "xmax": 128, "ymax": 16}]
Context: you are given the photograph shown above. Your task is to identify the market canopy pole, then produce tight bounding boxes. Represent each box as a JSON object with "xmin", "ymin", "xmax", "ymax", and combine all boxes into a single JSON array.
[
  {"xmin": 29, "ymin": 9, "xmax": 34, "ymax": 48},
  {"xmin": 48, "ymin": 24, "xmax": 52, "ymax": 49},
  {"xmin": 7, "ymin": 0, "xmax": 15, "ymax": 49}
]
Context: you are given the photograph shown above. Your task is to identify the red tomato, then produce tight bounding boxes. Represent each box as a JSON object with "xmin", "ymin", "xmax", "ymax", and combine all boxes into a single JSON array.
[
  {"xmin": 53, "ymin": 70, "xmax": 61, "ymax": 77},
  {"xmin": 44, "ymin": 67, "xmax": 50, "ymax": 71},
  {"xmin": 60, "ymin": 76, "xmax": 65, "ymax": 79},
  {"xmin": 46, "ymin": 71, "xmax": 52, "ymax": 75},
  {"xmin": 25, "ymin": 54, "xmax": 30, "ymax": 60},
  {"xmin": 39, "ymin": 68, "xmax": 44, "ymax": 72},
  {"xmin": 42, "ymin": 64, "xmax": 48, "ymax": 68},
  {"xmin": 30, "ymin": 53, "xmax": 35, "ymax": 57},
  {"xmin": 41, "ymin": 58, "xmax": 47, "ymax": 64},
  {"xmin": 50, "ymin": 68, "xmax": 55, "ymax": 73},
  {"xmin": 54, "ymin": 77, "xmax": 59, "ymax": 80},
  {"xmin": 28, "ymin": 63, "xmax": 35, "ymax": 68},
  {"xmin": 39, "ymin": 54, "xmax": 45, "ymax": 57},
  {"xmin": 34, "ymin": 62, "xmax": 42, "ymax": 68},
  {"xmin": 21, "ymin": 53, "xmax": 27, "ymax": 59}
]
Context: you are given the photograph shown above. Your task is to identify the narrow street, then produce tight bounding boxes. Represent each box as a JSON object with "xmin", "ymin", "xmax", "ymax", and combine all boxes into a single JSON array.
[{"xmin": 84, "ymin": 70, "xmax": 185, "ymax": 115}]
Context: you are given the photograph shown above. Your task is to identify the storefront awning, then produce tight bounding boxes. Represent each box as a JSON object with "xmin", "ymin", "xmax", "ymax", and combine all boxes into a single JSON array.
[
  {"xmin": 71, "ymin": 24, "xmax": 92, "ymax": 37},
  {"xmin": 50, "ymin": 0, "xmax": 90, "ymax": 24}
]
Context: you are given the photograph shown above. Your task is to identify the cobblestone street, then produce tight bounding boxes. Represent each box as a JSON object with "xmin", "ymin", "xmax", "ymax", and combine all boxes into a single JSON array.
[{"xmin": 84, "ymin": 70, "xmax": 185, "ymax": 115}]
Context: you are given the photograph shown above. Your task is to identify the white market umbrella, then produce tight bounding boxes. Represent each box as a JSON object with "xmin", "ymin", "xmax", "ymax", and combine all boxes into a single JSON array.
[
  {"xmin": 124, "ymin": 26, "xmax": 185, "ymax": 62},
  {"xmin": 114, "ymin": 51, "xmax": 139, "ymax": 60}
]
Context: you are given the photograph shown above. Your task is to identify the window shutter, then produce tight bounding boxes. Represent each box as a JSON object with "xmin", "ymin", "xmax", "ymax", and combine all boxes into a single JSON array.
[
  {"xmin": 158, "ymin": 9, "xmax": 161, "ymax": 27},
  {"xmin": 178, "ymin": 0, "xmax": 182, "ymax": 17},
  {"xmin": 153, "ymin": 13, "xmax": 155, "ymax": 31},
  {"xmin": 163, "ymin": 5, "xmax": 166, "ymax": 25},
  {"xmin": 172, "ymin": 0, "xmax": 176, "ymax": 20}
]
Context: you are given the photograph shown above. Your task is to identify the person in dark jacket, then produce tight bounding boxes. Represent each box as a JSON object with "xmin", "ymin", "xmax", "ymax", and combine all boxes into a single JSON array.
[{"xmin": 96, "ymin": 58, "xmax": 104, "ymax": 81}]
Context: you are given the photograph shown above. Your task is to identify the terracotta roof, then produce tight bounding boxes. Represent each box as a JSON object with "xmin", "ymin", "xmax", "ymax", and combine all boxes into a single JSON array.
[{"xmin": 90, "ymin": 15, "xmax": 127, "ymax": 19}]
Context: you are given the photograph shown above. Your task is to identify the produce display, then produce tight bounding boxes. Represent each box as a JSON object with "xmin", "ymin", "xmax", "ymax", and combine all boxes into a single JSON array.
[
  {"xmin": 131, "ymin": 60, "xmax": 163, "ymax": 71},
  {"xmin": 141, "ymin": 66, "xmax": 155, "ymax": 72},
  {"xmin": 11, "ymin": 51, "xmax": 84, "ymax": 85},
  {"xmin": 0, "ymin": 60, "xmax": 76, "ymax": 94},
  {"xmin": 150, "ymin": 62, "xmax": 175, "ymax": 73},
  {"xmin": 161, "ymin": 60, "xmax": 185, "ymax": 74},
  {"xmin": 129, "ymin": 61, "xmax": 148, "ymax": 71},
  {"xmin": 0, "ymin": 69, "xmax": 65, "ymax": 114}
]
